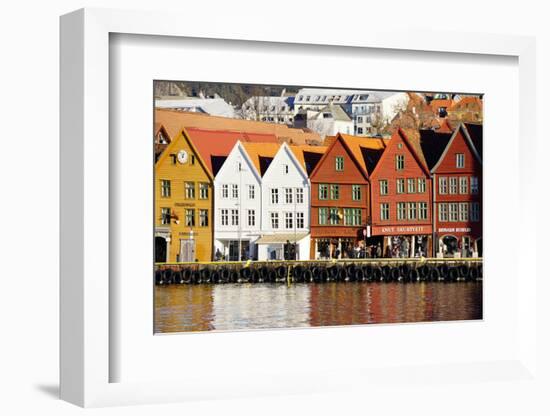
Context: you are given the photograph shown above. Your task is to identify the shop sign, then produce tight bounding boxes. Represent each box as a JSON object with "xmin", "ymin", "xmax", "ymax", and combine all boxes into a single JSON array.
[
  {"xmin": 175, "ymin": 202, "xmax": 195, "ymax": 207},
  {"xmin": 438, "ymin": 227, "xmax": 471, "ymax": 233},
  {"xmin": 372, "ymin": 225, "xmax": 431, "ymax": 235}
]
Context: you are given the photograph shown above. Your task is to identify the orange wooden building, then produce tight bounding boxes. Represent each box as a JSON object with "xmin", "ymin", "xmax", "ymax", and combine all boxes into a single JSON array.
[{"xmin": 309, "ymin": 133, "xmax": 386, "ymax": 259}]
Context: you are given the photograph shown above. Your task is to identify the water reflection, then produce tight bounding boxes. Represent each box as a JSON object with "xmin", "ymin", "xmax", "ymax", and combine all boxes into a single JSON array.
[{"xmin": 154, "ymin": 282, "xmax": 482, "ymax": 333}]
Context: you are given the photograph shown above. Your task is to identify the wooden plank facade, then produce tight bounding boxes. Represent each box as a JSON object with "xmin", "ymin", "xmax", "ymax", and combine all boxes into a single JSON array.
[{"xmin": 370, "ymin": 129, "xmax": 433, "ymax": 258}]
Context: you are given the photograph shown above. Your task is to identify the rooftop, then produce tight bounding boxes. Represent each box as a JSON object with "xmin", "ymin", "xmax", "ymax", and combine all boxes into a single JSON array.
[{"xmin": 155, "ymin": 108, "xmax": 322, "ymax": 145}]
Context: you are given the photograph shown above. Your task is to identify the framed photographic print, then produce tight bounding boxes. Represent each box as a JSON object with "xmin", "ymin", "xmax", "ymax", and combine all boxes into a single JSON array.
[{"xmin": 60, "ymin": 7, "xmax": 540, "ymax": 409}]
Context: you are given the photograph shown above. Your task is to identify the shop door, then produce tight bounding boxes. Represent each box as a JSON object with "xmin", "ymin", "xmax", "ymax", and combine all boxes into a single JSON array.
[{"xmin": 179, "ymin": 239, "xmax": 195, "ymax": 262}]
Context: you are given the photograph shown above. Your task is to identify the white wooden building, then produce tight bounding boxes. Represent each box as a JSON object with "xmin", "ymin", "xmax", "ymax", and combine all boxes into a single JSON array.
[
  {"xmin": 256, "ymin": 142, "xmax": 319, "ymax": 261},
  {"xmin": 213, "ymin": 141, "xmax": 280, "ymax": 260}
]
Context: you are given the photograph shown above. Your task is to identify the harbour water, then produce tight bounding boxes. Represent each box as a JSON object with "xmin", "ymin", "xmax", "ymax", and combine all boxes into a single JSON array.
[{"xmin": 154, "ymin": 281, "xmax": 482, "ymax": 333}]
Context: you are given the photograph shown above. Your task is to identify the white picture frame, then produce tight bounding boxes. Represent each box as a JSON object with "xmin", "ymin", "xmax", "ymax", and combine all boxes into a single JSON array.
[{"xmin": 60, "ymin": 8, "xmax": 540, "ymax": 408}]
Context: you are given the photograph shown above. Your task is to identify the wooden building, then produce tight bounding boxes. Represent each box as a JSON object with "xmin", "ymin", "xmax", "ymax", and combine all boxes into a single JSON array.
[
  {"xmin": 370, "ymin": 128, "xmax": 433, "ymax": 257},
  {"xmin": 420, "ymin": 122, "xmax": 482, "ymax": 257},
  {"xmin": 309, "ymin": 133, "xmax": 386, "ymax": 259},
  {"xmin": 155, "ymin": 126, "xmax": 214, "ymax": 262}
]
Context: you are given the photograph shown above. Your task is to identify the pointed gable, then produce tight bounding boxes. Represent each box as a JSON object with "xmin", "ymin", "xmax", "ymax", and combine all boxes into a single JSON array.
[
  {"xmin": 370, "ymin": 128, "xmax": 430, "ymax": 180},
  {"xmin": 431, "ymin": 123, "xmax": 482, "ymax": 174},
  {"xmin": 156, "ymin": 127, "xmax": 213, "ymax": 182},
  {"xmin": 309, "ymin": 134, "xmax": 369, "ymax": 183}
]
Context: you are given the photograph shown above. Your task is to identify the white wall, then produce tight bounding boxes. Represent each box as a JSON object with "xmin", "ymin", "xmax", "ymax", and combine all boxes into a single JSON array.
[
  {"xmin": 213, "ymin": 143, "xmax": 262, "ymax": 258},
  {"xmin": 261, "ymin": 144, "xmax": 310, "ymax": 231},
  {"xmin": 2, "ymin": 1, "xmax": 549, "ymax": 415}
]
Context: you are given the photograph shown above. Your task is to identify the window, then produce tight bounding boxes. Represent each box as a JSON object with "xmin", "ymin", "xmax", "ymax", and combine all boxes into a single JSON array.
[
  {"xmin": 221, "ymin": 184, "xmax": 228, "ymax": 198},
  {"xmin": 221, "ymin": 209, "xmax": 228, "ymax": 226},
  {"xmin": 330, "ymin": 184, "xmax": 340, "ymax": 200},
  {"xmin": 329, "ymin": 208, "xmax": 340, "ymax": 225},
  {"xmin": 407, "ymin": 202, "xmax": 417, "ymax": 220},
  {"xmin": 271, "ymin": 212, "xmax": 279, "ymax": 229},
  {"xmin": 296, "ymin": 188, "xmax": 304, "ymax": 204},
  {"xmin": 380, "ymin": 203, "xmax": 390, "ymax": 221},
  {"xmin": 397, "ymin": 202, "xmax": 406, "ymax": 220},
  {"xmin": 357, "ymin": 127, "xmax": 364, "ymax": 135},
  {"xmin": 285, "ymin": 188, "xmax": 293, "ymax": 204},
  {"xmin": 439, "ymin": 177, "xmax": 448, "ymax": 194},
  {"xmin": 395, "ymin": 155, "xmax": 405, "ymax": 170},
  {"xmin": 190, "ymin": 155, "xmax": 195, "ymax": 165},
  {"xmin": 449, "ymin": 203, "xmax": 459, "ymax": 221},
  {"xmin": 318, "ymin": 184, "xmax": 328, "ymax": 200},
  {"xmin": 418, "ymin": 202, "xmax": 428, "ymax": 220},
  {"xmin": 283, "ymin": 164, "xmax": 289, "ymax": 174},
  {"xmin": 161, "ymin": 208, "xmax": 171, "ymax": 224},
  {"xmin": 471, "ymin": 177, "xmax": 479, "ymax": 194},
  {"xmin": 459, "ymin": 177, "xmax": 468, "ymax": 194},
  {"xmin": 248, "ymin": 184, "xmax": 255, "ymax": 199},
  {"xmin": 352, "ymin": 185, "xmax": 362, "ymax": 200},
  {"xmin": 231, "ymin": 209, "xmax": 239, "ymax": 226},
  {"xmin": 396, "ymin": 178, "xmax": 405, "ymax": 194},
  {"xmin": 296, "ymin": 212, "xmax": 304, "ymax": 228},
  {"xmin": 343, "ymin": 208, "xmax": 361, "ymax": 226},
  {"xmin": 335, "ymin": 156, "xmax": 344, "ymax": 171},
  {"xmin": 379, "ymin": 180, "xmax": 388, "ymax": 195},
  {"xmin": 449, "ymin": 177, "xmax": 458, "ymax": 194},
  {"xmin": 285, "ymin": 212, "xmax": 293, "ymax": 229},
  {"xmin": 199, "ymin": 209, "xmax": 208, "ymax": 227},
  {"xmin": 459, "ymin": 203, "xmax": 469, "ymax": 221},
  {"xmin": 185, "ymin": 209, "xmax": 195, "ymax": 227},
  {"xmin": 418, "ymin": 178, "xmax": 426, "ymax": 193},
  {"xmin": 160, "ymin": 180, "xmax": 171, "ymax": 197},
  {"xmin": 185, "ymin": 182, "xmax": 195, "ymax": 199},
  {"xmin": 357, "ymin": 116, "xmax": 363, "ymax": 123},
  {"xmin": 271, "ymin": 188, "xmax": 279, "ymax": 204},
  {"xmin": 231, "ymin": 184, "xmax": 238, "ymax": 199},
  {"xmin": 407, "ymin": 178, "xmax": 416, "ymax": 193},
  {"xmin": 318, "ymin": 208, "xmax": 328, "ymax": 225},
  {"xmin": 199, "ymin": 183, "xmax": 209, "ymax": 199},
  {"xmin": 438, "ymin": 203, "xmax": 448, "ymax": 222},
  {"xmin": 352, "ymin": 209, "xmax": 361, "ymax": 226},
  {"xmin": 456, "ymin": 153, "xmax": 465, "ymax": 168},
  {"xmin": 470, "ymin": 203, "xmax": 480, "ymax": 221},
  {"xmin": 247, "ymin": 209, "xmax": 255, "ymax": 227}
]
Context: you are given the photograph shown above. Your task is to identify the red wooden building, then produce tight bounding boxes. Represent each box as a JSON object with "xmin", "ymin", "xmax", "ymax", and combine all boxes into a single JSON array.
[
  {"xmin": 309, "ymin": 134, "xmax": 386, "ymax": 259},
  {"xmin": 370, "ymin": 128, "xmax": 433, "ymax": 258},
  {"xmin": 420, "ymin": 122, "xmax": 482, "ymax": 257}
]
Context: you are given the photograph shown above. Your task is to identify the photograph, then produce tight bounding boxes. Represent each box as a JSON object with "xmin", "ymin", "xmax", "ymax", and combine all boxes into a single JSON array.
[{"xmin": 153, "ymin": 81, "xmax": 483, "ymax": 333}]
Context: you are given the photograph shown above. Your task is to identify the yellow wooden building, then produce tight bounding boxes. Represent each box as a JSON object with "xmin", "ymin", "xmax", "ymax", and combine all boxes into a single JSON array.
[{"xmin": 155, "ymin": 126, "xmax": 213, "ymax": 263}]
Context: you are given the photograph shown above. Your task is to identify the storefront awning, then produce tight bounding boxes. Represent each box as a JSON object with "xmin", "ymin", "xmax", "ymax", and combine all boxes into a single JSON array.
[{"xmin": 256, "ymin": 233, "xmax": 309, "ymax": 245}]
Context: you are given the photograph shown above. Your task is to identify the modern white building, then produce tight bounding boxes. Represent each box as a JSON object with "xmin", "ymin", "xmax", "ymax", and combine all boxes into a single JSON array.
[
  {"xmin": 213, "ymin": 141, "xmax": 280, "ymax": 260},
  {"xmin": 241, "ymin": 95, "xmax": 295, "ymax": 125},
  {"xmin": 293, "ymin": 88, "xmax": 409, "ymax": 136},
  {"xmin": 256, "ymin": 142, "xmax": 313, "ymax": 261},
  {"xmin": 293, "ymin": 104, "xmax": 354, "ymax": 139}
]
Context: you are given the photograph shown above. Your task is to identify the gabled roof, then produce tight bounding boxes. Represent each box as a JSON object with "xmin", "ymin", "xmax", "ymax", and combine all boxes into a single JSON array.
[
  {"xmin": 464, "ymin": 123, "xmax": 483, "ymax": 158},
  {"xmin": 156, "ymin": 127, "xmax": 213, "ymax": 182},
  {"xmin": 370, "ymin": 128, "xmax": 431, "ymax": 178},
  {"xmin": 240, "ymin": 142, "xmax": 281, "ymax": 176},
  {"xmin": 309, "ymin": 133, "xmax": 387, "ymax": 180},
  {"xmin": 338, "ymin": 134, "xmax": 387, "ymax": 175},
  {"xmin": 431, "ymin": 123, "xmax": 482, "ymax": 172},
  {"xmin": 419, "ymin": 128, "xmax": 453, "ymax": 171},
  {"xmin": 185, "ymin": 127, "xmax": 278, "ymax": 177},
  {"xmin": 289, "ymin": 145, "xmax": 327, "ymax": 176}
]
